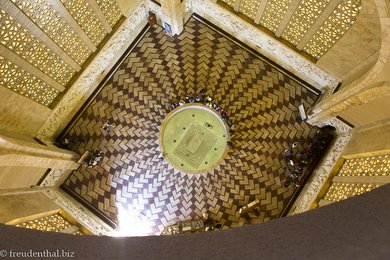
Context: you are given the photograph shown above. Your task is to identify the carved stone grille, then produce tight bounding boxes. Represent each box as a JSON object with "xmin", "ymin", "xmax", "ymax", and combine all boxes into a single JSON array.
[
  {"xmin": 323, "ymin": 183, "xmax": 378, "ymax": 202},
  {"xmin": 0, "ymin": 9, "xmax": 75, "ymax": 86},
  {"xmin": 239, "ymin": 0, "xmax": 261, "ymax": 20},
  {"xmin": 95, "ymin": 0, "xmax": 122, "ymax": 27},
  {"xmin": 218, "ymin": 0, "xmax": 361, "ymax": 59},
  {"xmin": 0, "ymin": 56, "xmax": 59, "ymax": 105},
  {"xmin": 338, "ymin": 155, "xmax": 390, "ymax": 177},
  {"xmin": 16, "ymin": 213, "xmax": 72, "ymax": 232},
  {"xmin": 0, "ymin": 0, "xmax": 123, "ymax": 106},
  {"xmin": 60, "ymin": 0, "xmax": 107, "ymax": 47},
  {"xmin": 10, "ymin": 0, "xmax": 91, "ymax": 65},
  {"xmin": 281, "ymin": 0, "xmax": 331, "ymax": 45},
  {"xmin": 322, "ymin": 154, "xmax": 389, "ymax": 203},
  {"xmin": 303, "ymin": 0, "xmax": 361, "ymax": 58},
  {"xmin": 260, "ymin": 0, "xmax": 293, "ymax": 33}
]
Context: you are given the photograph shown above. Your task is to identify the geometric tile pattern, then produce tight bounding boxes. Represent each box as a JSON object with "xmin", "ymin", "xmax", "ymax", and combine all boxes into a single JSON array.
[
  {"xmin": 62, "ymin": 16, "xmax": 320, "ymax": 236},
  {"xmin": 174, "ymin": 123, "xmax": 217, "ymax": 168}
]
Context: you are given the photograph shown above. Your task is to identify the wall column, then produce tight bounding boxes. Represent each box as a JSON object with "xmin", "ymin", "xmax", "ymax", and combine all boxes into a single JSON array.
[{"xmin": 160, "ymin": 0, "xmax": 185, "ymax": 36}]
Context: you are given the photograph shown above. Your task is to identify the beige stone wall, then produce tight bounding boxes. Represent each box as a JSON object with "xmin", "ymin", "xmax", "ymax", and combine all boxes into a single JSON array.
[
  {"xmin": 317, "ymin": 0, "xmax": 381, "ymax": 86},
  {"xmin": 342, "ymin": 119, "xmax": 390, "ymax": 156},
  {"xmin": 373, "ymin": 56, "xmax": 390, "ymax": 83},
  {"xmin": 339, "ymin": 95, "xmax": 390, "ymax": 127},
  {"xmin": 0, "ymin": 86, "xmax": 51, "ymax": 137},
  {"xmin": 117, "ymin": 0, "xmax": 144, "ymax": 17},
  {"xmin": 0, "ymin": 166, "xmax": 47, "ymax": 190},
  {"xmin": 0, "ymin": 192, "xmax": 59, "ymax": 224},
  {"xmin": 307, "ymin": 0, "xmax": 390, "ymax": 128}
]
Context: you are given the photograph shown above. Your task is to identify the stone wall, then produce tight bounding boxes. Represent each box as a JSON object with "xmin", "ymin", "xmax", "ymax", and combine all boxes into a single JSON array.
[
  {"xmin": 339, "ymin": 94, "xmax": 390, "ymax": 127},
  {"xmin": 317, "ymin": 0, "xmax": 381, "ymax": 86},
  {"xmin": 0, "ymin": 191, "xmax": 59, "ymax": 224},
  {"xmin": 342, "ymin": 119, "xmax": 390, "ymax": 157},
  {"xmin": 0, "ymin": 87, "xmax": 51, "ymax": 137},
  {"xmin": 0, "ymin": 166, "xmax": 47, "ymax": 190},
  {"xmin": 117, "ymin": 0, "xmax": 144, "ymax": 17}
]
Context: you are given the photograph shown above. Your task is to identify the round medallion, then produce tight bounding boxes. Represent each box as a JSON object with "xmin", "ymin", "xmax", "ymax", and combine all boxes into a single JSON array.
[{"xmin": 159, "ymin": 104, "xmax": 229, "ymax": 173}]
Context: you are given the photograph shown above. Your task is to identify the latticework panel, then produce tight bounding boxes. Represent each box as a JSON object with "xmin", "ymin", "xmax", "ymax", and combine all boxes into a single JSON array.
[
  {"xmin": 303, "ymin": 0, "xmax": 361, "ymax": 58},
  {"xmin": 95, "ymin": 0, "xmax": 122, "ymax": 27},
  {"xmin": 60, "ymin": 0, "xmax": 107, "ymax": 47},
  {"xmin": 239, "ymin": 0, "xmax": 261, "ymax": 20},
  {"xmin": 338, "ymin": 155, "xmax": 390, "ymax": 177},
  {"xmin": 281, "ymin": 0, "xmax": 331, "ymax": 45},
  {"xmin": 11, "ymin": 0, "xmax": 91, "ymax": 65},
  {"xmin": 16, "ymin": 213, "xmax": 72, "ymax": 232},
  {"xmin": 0, "ymin": 56, "xmax": 59, "ymax": 106},
  {"xmin": 323, "ymin": 183, "xmax": 379, "ymax": 202},
  {"xmin": 0, "ymin": 9, "xmax": 75, "ymax": 86},
  {"xmin": 260, "ymin": 0, "xmax": 293, "ymax": 32}
]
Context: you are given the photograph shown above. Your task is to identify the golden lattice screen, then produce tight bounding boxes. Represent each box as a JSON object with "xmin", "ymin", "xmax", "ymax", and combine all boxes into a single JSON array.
[
  {"xmin": 16, "ymin": 213, "xmax": 72, "ymax": 232},
  {"xmin": 0, "ymin": 0, "xmax": 122, "ymax": 106},
  {"xmin": 15, "ymin": 212, "xmax": 84, "ymax": 235},
  {"xmin": 14, "ymin": 211, "xmax": 86, "ymax": 235},
  {"xmin": 219, "ymin": 0, "xmax": 362, "ymax": 59},
  {"xmin": 321, "ymin": 154, "xmax": 390, "ymax": 203}
]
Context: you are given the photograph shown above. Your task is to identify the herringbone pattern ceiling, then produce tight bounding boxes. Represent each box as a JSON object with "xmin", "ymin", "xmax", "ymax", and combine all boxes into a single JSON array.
[{"xmin": 62, "ymin": 17, "xmax": 319, "ymax": 236}]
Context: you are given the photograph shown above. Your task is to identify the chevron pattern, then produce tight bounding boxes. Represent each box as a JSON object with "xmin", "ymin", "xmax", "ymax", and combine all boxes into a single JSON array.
[{"xmin": 61, "ymin": 17, "xmax": 320, "ymax": 236}]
